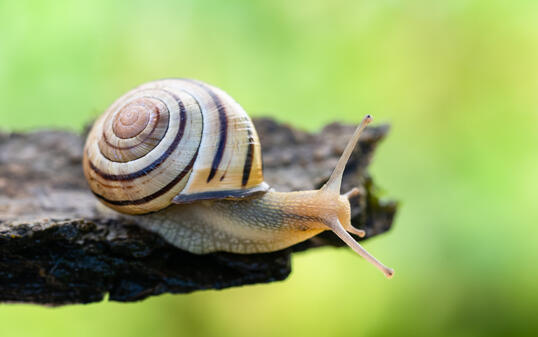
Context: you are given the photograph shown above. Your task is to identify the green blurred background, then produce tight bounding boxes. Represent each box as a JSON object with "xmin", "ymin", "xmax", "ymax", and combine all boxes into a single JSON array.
[{"xmin": 1, "ymin": 0, "xmax": 537, "ymax": 336}]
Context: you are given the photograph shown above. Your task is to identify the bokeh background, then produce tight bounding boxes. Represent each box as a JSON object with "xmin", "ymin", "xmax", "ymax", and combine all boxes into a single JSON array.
[{"xmin": 1, "ymin": 0, "xmax": 537, "ymax": 336}]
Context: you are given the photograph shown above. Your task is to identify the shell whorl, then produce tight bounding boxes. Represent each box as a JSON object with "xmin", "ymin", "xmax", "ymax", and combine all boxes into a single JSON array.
[{"xmin": 83, "ymin": 79, "xmax": 268, "ymax": 214}]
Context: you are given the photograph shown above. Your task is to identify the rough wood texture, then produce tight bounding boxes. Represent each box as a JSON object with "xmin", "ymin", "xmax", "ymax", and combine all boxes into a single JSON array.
[{"xmin": 0, "ymin": 118, "xmax": 396, "ymax": 305}]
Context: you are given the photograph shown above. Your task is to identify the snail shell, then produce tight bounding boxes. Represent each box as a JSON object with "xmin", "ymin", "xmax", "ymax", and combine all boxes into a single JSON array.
[{"xmin": 83, "ymin": 79, "xmax": 268, "ymax": 214}]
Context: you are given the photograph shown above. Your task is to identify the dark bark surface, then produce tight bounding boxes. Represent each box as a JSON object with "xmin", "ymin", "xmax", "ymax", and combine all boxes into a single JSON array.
[{"xmin": 0, "ymin": 118, "xmax": 396, "ymax": 305}]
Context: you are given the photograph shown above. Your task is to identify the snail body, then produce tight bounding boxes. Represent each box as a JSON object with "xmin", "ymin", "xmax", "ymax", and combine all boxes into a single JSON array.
[
  {"xmin": 84, "ymin": 79, "xmax": 393, "ymax": 278},
  {"xmin": 121, "ymin": 190, "xmax": 348, "ymax": 254}
]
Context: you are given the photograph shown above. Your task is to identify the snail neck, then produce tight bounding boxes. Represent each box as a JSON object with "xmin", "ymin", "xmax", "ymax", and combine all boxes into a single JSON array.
[{"xmin": 252, "ymin": 189, "xmax": 351, "ymax": 231}]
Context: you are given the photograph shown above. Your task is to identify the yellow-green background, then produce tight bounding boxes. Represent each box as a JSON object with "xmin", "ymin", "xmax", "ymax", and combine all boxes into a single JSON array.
[{"xmin": 1, "ymin": 0, "xmax": 537, "ymax": 336}]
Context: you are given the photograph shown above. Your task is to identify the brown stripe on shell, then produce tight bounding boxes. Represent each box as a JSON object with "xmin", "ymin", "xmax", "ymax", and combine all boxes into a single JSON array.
[
  {"xmin": 101, "ymin": 103, "xmax": 164, "ymax": 151},
  {"xmin": 98, "ymin": 96, "xmax": 170, "ymax": 163},
  {"xmin": 90, "ymin": 94, "xmax": 186, "ymax": 181},
  {"xmin": 112, "ymin": 101, "xmax": 151, "ymax": 139},
  {"xmin": 92, "ymin": 147, "xmax": 199, "ymax": 208},
  {"xmin": 241, "ymin": 127, "xmax": 255, "ymax": 186},
  {"xmin": 183, "ymin": 79, "xmax": 228, "ymax": 183}
]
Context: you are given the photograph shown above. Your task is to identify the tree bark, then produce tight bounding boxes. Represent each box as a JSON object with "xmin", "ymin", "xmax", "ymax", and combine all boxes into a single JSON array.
[{"xmin": 0, "ymin": 118, "xmax": 396, "ymax": 305}]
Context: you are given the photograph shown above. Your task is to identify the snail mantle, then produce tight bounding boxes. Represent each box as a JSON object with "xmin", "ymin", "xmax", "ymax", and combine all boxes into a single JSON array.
[{"xmin": 0, "ymin": 118, "xmax": 396, "ymax": 305}]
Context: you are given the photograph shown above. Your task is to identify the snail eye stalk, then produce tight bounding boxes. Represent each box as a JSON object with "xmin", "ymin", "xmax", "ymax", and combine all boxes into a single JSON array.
[{"xmin": 321, "ymin": 114, "xmax": 373, "ymax": 194}]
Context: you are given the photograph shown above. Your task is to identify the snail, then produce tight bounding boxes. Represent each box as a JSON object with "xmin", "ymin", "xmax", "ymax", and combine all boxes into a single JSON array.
[{"xmin": 83, "ymin": 78, "xmax": 394, "ymax": 278}]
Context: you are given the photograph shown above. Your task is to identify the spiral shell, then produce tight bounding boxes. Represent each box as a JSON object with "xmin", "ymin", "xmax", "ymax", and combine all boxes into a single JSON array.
[{"xmin": 83, "ymin": 79, "xmax": 268, "ymax": 214}]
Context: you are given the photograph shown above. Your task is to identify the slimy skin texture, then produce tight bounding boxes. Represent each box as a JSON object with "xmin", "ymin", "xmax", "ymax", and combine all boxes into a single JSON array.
[{"xmin": 122, "ymin": 190, "xmax": 351, "ymax": 254}]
